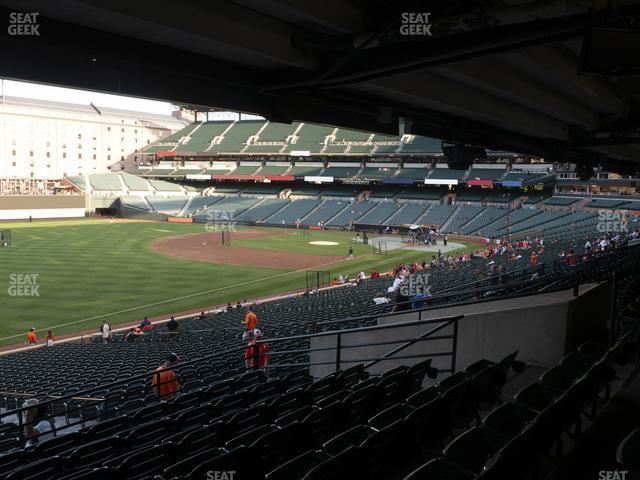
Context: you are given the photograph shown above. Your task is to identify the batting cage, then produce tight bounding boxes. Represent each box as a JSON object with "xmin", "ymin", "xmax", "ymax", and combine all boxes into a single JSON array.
[
  {"xmin": 305, "ymin": 270, "xmax": 331, "ymax": 290},
  {"xmin": 373, "ymin": 241, "xmax": 388, "ymax": 255},
  {"xmin": 0, "ymin": 229, "xmax": 11, "ymax": 248}
]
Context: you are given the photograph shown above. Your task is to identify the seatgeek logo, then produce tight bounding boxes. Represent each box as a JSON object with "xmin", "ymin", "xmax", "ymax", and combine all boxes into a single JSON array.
[
  {"xmin": 400, "ymin": 12, "xmax": 432, "ymax": 36},
  {"xmin": 8, "ymin": 273, "xmax": 40, "ymax": 297},
  {"xmin": 8, "ymin": 12, "xmax": 40, "ymax": 36},
  {"xmin": 205, "ymin": 210, "xmax": 237, "ymax": 232},
  {"xmin": 597, "ymin": 209, "xmax": 628, "ymax": 233}
]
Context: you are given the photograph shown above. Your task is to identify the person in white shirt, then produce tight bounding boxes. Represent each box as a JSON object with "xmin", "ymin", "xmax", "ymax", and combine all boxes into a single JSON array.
[
  {"xmin": 373, "ymin": 293, "xmax": 390, "ymax": 305},
  {"xmin": 101, "ymin": 321, "xmax": 111, "ymax": 343},
  {"xmin": 357, "ymin": 271, "xmax": 366, "ymax": 281},
  {"xmin": 23, "ymin": 399, "xmax": 54, "ymax": 448}
]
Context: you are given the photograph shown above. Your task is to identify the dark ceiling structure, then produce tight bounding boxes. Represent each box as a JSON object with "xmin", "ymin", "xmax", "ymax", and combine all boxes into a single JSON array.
[{"xmin": 2, "ymin": 0, "xmax": 640, "ymax": 173}]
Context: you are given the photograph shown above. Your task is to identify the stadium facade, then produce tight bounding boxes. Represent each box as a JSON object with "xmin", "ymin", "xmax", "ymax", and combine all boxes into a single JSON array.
[{"xmin": 0, "ymin": 96, "xmax": 188, "ymax": 194}]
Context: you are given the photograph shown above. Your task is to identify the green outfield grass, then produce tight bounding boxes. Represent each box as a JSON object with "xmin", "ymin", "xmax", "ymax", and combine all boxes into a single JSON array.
[{"xmin": 0, "ymin": 219, "xmax": 481, "ymax": 346}]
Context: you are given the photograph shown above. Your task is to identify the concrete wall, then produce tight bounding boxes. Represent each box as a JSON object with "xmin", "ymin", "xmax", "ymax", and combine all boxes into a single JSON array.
[
  {"xmin": 310, "ymin": 283, "xmax": 607, "ymax": 378},
  {"xmin": 0, "ymin": 195, "xmax": 85, "ymax": 220}
]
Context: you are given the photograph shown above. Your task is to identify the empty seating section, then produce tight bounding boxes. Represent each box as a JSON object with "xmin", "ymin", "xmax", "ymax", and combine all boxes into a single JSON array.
[
  {"xmin": 501, "ymin": 171, "xmax": 544, "ymax": 183},
  {"xmin": 400, "ymin": 136, "xmax": 441, "ymax": 153},
  {"xmin": 174, "ymin": 168, "xmax": 204, "ymax": 175},
  {"xmin": 373, "ymin": 134, "xmax": 401, "ymax": 154},
  {"xmin": 506, "ymin": 209, "xmax": 572, "ymax": 235},
  {"xmin": 589, "ymin": 198, "xmax": 627, "ymax": 209},
  {"xmin": 120, "ymin": 173, "xmax": 149, "ymax": 191},
  {"xmin": 159, "ymin": 122, "xmax": 200, "ymax": 143},
  {"xmin": 213, "ymin": 121, "xmax": 263, "ymax": 153},
  {"xmin": 358, "ymin": 167, "xmax": 396, "ymax": 178},
  {"xmin": 356, "ymin": 202, "xmax": 398, "ymax": 225},
  {"xmin": 203, "ymin": 168, "xmax": 231, "ymax": 175},
  {"xmin": 89, "ymin": 174, "xmax": 122, "ymax": 191},
  {"xmin": 176, "ymin": 122, "xmax": 232, "ymax": 152},
  {"xmin": 368, "ymin": 187, "xmax": 401, "ymax": 199},
  {"xmin": 229, "ymin": 164, "xmax": 260, "ymax": 175},
  {"xmin": 303, "ymin": 200, "xmax": 348, "ymax": 226},
  {"xmin": 429, "ymin": 168, "xmax": 467, "ymax": 180},
  {"xmin": 289, "ymin": 185, "xmax": 324, "ymax": 196},
  {"xmin": 622, "ymin": 200, "xmax": 640, "ymax": 210},
  {"xmin": 398, "ymin": 187, "xmax": 445, "ymax": 200},
  {"xmin": 145, "ymin": 197, "xmax": 188, "ymax": 215},
  {"xmin": 244, "ymin": 122, "xmax": 299, "ymax": 153},
  {"xmin": 287, "ymin": 166, "xmax": 324, "ymax": 177},
  {"xmin": 321, "ymin": 185, "xmax": 361, "ymax": 197},
  {"xmin": 182, "ymin": 197, "xmax": 221, "ymax": 216},
  {"xmin": 396, "ymin": 168, "xmax": 429, "ymax": 179},
  {"xmin": 242, "ymin": 184, "xmax": 283, "ymax": 195},
  {"xmin": 290, "ymin": 124, "xmax": 334, "ymax": 153},
  {"xmin": 267, "ymin": 199, "xmax": 322, "ymax": 224},
  {"xmin": 456, "ymin": 189, "xmax": 487, "ymax": 202},
  {"xmin": 322, "ymin": 166, "xmax": 361, "ymax": 178},
  {"xmin": 386, "ymin": 203, "xmax": 429, "ymax": 225},
  {"xmin": 258, "ymin": 165, "xmax": 290, "ymax": 176},
  {"xmin": 235, "ymin": 199, "xmax": 288, "ymax": 222},
  {"xmin": 323, "ymin": 144, "xmax": 347, "ymax": 154},
  {"xmin": 146, "ymin": 167, "xmax": 175, "ymax": 175},
  {"xmin": 484, "ymin": 191, "xmax": 518, "ymax": 203},
  {"xmin": 446, "ymin": 206, "xmax": 484, "ymax": 233},
  {"xmin": 148, "ymin": 180, "xmax": 183, "ymax": 192},
  {"xmin": 120, "ymin": 196, "xmax": 150, "ymax": 211},
  {"xmin": 213, "ymin": 185, "xmax": 245, "ymax": 194},
  {"xmin": 479, "ymin": 208, "xmax": 541, "ymax": 237},
  {"xmin": 467, "ymin": 168, "xmax": 506, "ymax": 181},
  {"xmin": 327, "ymin": 202, "xmax": 374, "ymax": 227},
  {"xmin": 461, "ymin": 207, "xmax": 509, "ymax": 234},
  {"xmin": 523, "ymin": 192, "xmax": 548, "ymax": 204},
  {"xmin": 544, "ymin": 196, "xmax": 581, "ymax": 206},
  {"xmin": 417, "ymin": 204, "xmax": 456, "ymax": 226},
  {"xmin": 348, "ymin": 144, "xmax": 375, "ymax": 154},
  {"xmin": 193, "ymin": 197, "xmax": 259, "ymax": 221},
  {"xmin": 334, "ymin": 129, "xmax": 370, "ymax": 143}
]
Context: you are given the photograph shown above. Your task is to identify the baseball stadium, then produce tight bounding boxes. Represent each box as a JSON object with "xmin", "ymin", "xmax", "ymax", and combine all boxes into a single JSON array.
[{"xmin": 0, "ymin": 2, "xmax": 640, "ymax": 480}]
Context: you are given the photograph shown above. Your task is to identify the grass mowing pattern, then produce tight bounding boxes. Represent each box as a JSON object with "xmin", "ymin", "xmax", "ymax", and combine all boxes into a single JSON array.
[{"xmin": 0, "ymin": 219, "xmax": 481, "ymax": 345}]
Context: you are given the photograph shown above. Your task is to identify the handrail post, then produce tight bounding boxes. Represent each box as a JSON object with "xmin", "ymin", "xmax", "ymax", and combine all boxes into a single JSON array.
[
  {"xmin": 335, "ymin": 333, "xmax": 342, "ymax": 371},
  {"xmin": 451, "ymin": 318, "xmax": 459, "ymax": 373}
]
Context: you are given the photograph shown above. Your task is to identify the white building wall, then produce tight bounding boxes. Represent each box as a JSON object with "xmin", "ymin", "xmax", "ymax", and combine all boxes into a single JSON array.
[{"xmin": 0, "ymin": 97, "xmax": 186, "ymax": 180}]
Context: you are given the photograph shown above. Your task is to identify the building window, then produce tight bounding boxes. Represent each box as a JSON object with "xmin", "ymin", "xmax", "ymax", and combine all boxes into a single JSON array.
[
  {"xmin": 11, "ymin": 150, "xmax": 16, "ymax": 156},
  {"xmin": 93, "ymin": 154, "xmax": 97, "ymax": 160},
  {"xmin": 29, "ymin": 151, "xmax": 34, "ymax": 157},
  {"xmin": 107, "ymin": 155, "xmax": 111, "ymax": 160},
  {"xmin": 78, "ymin": 133, "xmax": 82, "ymax": 139},
  {"xmin": 107, "ymin": 127, "xmax": 111, "ymax": 132},
  {"xmin": 78, "ymin": 154, "xmax": 82, "ymax": 159},
  {"xmin": 63, "ymin": 153, "xmax": 67, "ymax": 159},
  {"xmin": 46, "ymin": 152, "xmax": 50, "ymax": 158},
  {"xmin": 120, "ymin": 155, "xmax": 125, "ymax": 160}
]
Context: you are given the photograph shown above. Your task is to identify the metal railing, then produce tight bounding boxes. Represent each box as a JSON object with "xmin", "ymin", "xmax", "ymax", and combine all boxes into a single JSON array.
[{"xmin": 0, "ymin": 311, "xmax": 463, "ymax": 449}]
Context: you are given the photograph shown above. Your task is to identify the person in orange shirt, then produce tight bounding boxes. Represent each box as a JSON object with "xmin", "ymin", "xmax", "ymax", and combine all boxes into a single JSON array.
[
  {"xmin": 152, "ymin": 353, "xmax": 180, "ymax": 401},
  {"xmin": 244, "ymin": 307, "xmax": 259, "ymax": 331},
  {"xmin": 331, "ymin": 278, "xmax": 339, "ymax": 286},
  {"xmin": 530, "ymin": 252, "xmax": 538, "ymax": 265},
  {"xmin": 26, "ymin": 328, "xmax": 37, "ymax": 345}
]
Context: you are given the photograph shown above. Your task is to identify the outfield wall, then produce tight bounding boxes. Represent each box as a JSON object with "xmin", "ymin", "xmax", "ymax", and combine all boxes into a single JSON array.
[{"xmin": 0, "ymin": 195, "xmax": 85, "ymax": 220}]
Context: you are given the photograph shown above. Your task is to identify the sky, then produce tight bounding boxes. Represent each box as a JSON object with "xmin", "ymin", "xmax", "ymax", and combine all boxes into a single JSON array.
[
  {"xmin": 1, "ymin": 79, "xmax": 178, "ymax": 115},
  {"xmin": 0, "ymin": 79, "xmax": 264, "ymax": 120}
]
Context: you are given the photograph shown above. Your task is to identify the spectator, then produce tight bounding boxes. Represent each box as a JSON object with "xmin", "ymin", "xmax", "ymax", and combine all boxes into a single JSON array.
[
  {"xmin": 226, "ymin": 302, "xmax": 233, "ymax": 312},
  {"xmin": 331, "ymin": 277, "xmax": 339, "ymax": 286},
  {"xmin": 373, "ymin": 293, "xmax": 389, "ymax": 305},
  {"xmin": 244, "ymin": 306, "xmax": 259, "ymax": 331},
  {"xmin": 22, "ymin": 399, "xmax": 54, "ymax": 448},
  {"xmin": 124, "ymin": 328, "xmax": 137, "ymax": 342},
  {"xmin": 142, "ymin": 320, "xmax": 154, "ymax": 332},
  {"xmin": 26, "ymin": 328, "xmax": 37, "ymax": 345},
  {"xmin": 245, "ymin": 329, "xmax": 270, "ymax": 371},
  {"xmin": 140, "ymin": 316, "xmax": 150, "ymax": 329},
  {"xmin": 530, "ymin": 251, "xmax": 538, "ymax": 266},
  {"xmin": 236, "ymin": 301, "xmax": 242, "ymax": 309},
  {"xmin": 392, "ymin": 290, "xmax": 411, "ymax": 312},
  {"xmin": 152, "ymin": 353, "xmax": 180, "ymax": 401},
  {"xmin": 45, "ymin": 330, "xmax": 54, "ymax": 347},
  {"xmin": 166, "ymin": 316, "xmax": 179, "ymax": 332},
  {"xmin": 101, "ymin": 321, "xmax": 111, "ymax": 343}
]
